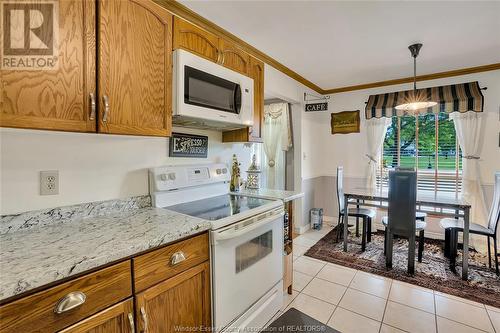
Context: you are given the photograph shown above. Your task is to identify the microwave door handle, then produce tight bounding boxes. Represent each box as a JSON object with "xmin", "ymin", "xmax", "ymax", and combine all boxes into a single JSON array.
[
  {"xmin": 234, "ymin": 84, "xmax": 242, "ymax": 114},
  {"xmin": 213, "ymin": 212, "xmax": 284, "ymax": 243}
]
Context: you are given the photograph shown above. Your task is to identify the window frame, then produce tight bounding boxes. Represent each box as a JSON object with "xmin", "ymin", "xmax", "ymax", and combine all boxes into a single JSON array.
[{"xmin": 377, "ymin": 114, "xmax": 462, "ymax": 198}]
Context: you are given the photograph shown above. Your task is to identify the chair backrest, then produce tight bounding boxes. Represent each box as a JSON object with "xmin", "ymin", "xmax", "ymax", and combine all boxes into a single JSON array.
[
  {"xmin": 336, "ymin": 166, "xmax": 344, "ymax": 213},
  {"xmin": 388, "ymin": 170, "xmax": 417, "ymax": 237},
  {"xmin": 487, "ymin": 172, "xmax": 500, "ymax": 233}
]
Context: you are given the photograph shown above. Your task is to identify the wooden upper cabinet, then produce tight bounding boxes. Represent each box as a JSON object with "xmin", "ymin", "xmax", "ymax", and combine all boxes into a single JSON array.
[
  {"xmin": 219, "ymin": 39, "xmax": 250, "ymax": 75},
  {"xmin": 0, "ymin": 0, "xmax": 96, "ymax": 132},
  {"xmin": 98, "ymin": 0, "xmax": 172, "ymax": 136},
  {"xmin": 222, "ymin": 56, "xmax": 264, "ymax": 143},
  {"xmin": 135, "ymin": 262, "xmax": 211, "ymax": 333},
  {"xmin": 58, "ymin": 299, "xmax": 134, "ymax": 333},
  {"xmin": 173, "ymin": 17, "xmax": 219, "ymax": 63},
  {"xmin": 248, "ymin": 56, "xmax": 264, "ymax": 141}
]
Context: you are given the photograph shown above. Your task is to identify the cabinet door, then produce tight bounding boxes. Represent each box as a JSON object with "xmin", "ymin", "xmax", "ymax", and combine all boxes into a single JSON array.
[
  {"xmin": 222, "ymin": 56, "xmax": 264, "ymax": 143},
  {"xmin": 248, "ymin": 56, "xmax": 264, "ymax": 141},
  {"xmin": 219, "ymin": 39, "xmax": 250, "ymax": 75},
  {"xmin": 58, "ymin": 299, "xmax": 134, "ymax": 333},
  {"xmin": 0, "ymin": 0, "xmax": 96, "ymax": 132},
  {"xmin": 98, "ymin": 0, "xmax": 172, "ymax": 136},
  {"xmin": 173, "ymin": 17, "xmax": 219, "ymax": 63},
  {"xmin": 135, "ymin": 262, "xmax": 211, "ymax": 333}
]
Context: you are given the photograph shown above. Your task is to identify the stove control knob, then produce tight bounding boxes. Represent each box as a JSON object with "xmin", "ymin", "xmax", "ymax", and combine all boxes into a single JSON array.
[
  {"xmin": 159, "ymin": 174, "xmax": 168, "ymax": 181},
  {"xmin": 222, "ymin": 168, "xmax": 228, "ymax": 174},
  {"xmin": 168, "ymin": 173, "xmax": 176, "ymax": 180},
  {"xmin": 216, "ymin": 169, "xmax": 221, "ymax": 175}
]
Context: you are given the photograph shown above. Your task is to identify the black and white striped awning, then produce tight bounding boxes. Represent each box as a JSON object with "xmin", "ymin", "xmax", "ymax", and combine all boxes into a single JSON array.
[{"xmin": 365, "ymin": 81, "xmax": 484, "ymax": 119}]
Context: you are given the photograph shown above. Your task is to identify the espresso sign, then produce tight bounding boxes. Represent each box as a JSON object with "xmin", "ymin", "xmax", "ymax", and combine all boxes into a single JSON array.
[
  {"xmin": 169, "ymin": 133, "xmax": 208, "ymax": 158},
  {"xmin": 305, "ymin": 102, "xmax": 328, "ymax": 112}
]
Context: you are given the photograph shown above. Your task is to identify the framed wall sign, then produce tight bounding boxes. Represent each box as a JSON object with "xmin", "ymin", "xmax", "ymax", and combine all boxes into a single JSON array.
[
  {"xmin": 305, "ymin": 102, "xmax": 328, "ymax": 112},
  {"xmin": 331, "ymin": 110, "xmax": 360, "ymax": 134},
  {"xmin": 169, "ymin": 133, "xmax": 208, "ymax": 158}
]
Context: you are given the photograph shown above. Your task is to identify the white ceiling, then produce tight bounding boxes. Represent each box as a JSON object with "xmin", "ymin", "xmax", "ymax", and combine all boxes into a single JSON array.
[{"xmin": 180, "ymin": 1, "xmax": 500, "ymax": 90}]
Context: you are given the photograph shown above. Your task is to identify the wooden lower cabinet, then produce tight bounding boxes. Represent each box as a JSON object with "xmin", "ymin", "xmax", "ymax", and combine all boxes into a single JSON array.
[
  {"xmin": 135, "ymin": 261, "xmax": 211, "ymax": 333},
  {"xmin": 58, "ymin": 299, "xmax": 134, "ymax": 333}
]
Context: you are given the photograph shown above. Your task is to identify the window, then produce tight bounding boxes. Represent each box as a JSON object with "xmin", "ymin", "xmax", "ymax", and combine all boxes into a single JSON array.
[{"xmin": 378, "ymin": 113, "xmax": 462, "ymax": 197}]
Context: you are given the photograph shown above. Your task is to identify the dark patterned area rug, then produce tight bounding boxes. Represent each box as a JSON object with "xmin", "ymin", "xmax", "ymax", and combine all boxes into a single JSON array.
[{"xmin": 304, "ymin": 227, "xmax": 500, "ymax": 308}]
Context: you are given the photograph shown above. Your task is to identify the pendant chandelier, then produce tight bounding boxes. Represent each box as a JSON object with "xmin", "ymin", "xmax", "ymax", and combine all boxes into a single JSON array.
[{"xmin": 395, "ymin": 43, "xmax": 437, "ymax": 112}]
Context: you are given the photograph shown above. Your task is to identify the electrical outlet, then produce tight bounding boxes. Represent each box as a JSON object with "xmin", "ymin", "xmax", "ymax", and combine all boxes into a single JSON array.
[{"xmin": 40, "ymin": 170, "xmax": 59, "ymax": 195}]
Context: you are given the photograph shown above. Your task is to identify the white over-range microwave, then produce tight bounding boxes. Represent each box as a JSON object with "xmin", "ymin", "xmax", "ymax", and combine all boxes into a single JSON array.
[{"xmin": 173, "ymin": 49, "xmax": 254, "ymax": 130}]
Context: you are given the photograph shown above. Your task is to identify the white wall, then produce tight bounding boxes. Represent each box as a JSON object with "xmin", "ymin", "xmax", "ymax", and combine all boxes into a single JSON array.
[
  {"xmin": 0, "ymin": 127, "xmax": 257, "ymax": 215},
  {"xmin": 302, "ymin": 70, "xmax": 500, "ymax": 185}
]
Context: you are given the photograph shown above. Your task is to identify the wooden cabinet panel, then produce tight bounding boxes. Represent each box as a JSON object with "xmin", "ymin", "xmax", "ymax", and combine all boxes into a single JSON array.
[
  {"xmin": 219, "ymin": 39, "xmax": 250, "ymax": 75},
  {"xmin": 222, "ymin": 56, "xmax": 264, "ymax": 143},
  {"xmin": 0, "ymin": 0, "xmax": 96, "ymax": 132},
  {"xmin": 133, "ymin": 233, "xmax": 209, "ymax": 293},
  {"xmin": 135, "ymin": 262, "xmax": 211, "ymax": 333},
  {"xmin": 58, "ymin": 299, "xmax": 134, "ymax": 333},
  {"xmin": 173, "ymin": 17, "xmax": 220, "ymax": 63},
  {"xmin": 0, "ymin": 262, "xmax": 132, "ymax": 333},
  {"xmin": 98, "ymin": 0, "xmax": 172, "ymax": 136}
]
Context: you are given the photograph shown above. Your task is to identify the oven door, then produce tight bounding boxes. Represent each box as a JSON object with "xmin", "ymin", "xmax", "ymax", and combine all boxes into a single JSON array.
[{"xmin": 211, "ymin": 208, "xmax": 284, "ymax": 330}]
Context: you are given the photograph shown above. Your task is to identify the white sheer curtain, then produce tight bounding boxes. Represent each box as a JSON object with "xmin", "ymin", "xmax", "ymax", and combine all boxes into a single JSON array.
[
  {"xmin": 263, "ymin": 103, "xmax": 291, "ymax": 188},
  {"xmin": 450, "ymin": 111, "xmax": 488, "ymax": 227},
  {"xmin": 365, "ymin": 118, "xmax": 391, "ymax": 188}
]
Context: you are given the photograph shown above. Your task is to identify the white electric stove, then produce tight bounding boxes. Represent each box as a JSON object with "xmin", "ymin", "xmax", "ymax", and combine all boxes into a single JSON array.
[{"xmin": 149, "ymin": 163, "xmax": 284, "ymax": 332}]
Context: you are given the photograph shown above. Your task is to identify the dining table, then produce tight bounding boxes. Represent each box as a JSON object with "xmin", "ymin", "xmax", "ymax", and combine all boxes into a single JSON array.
[{"xmin": 342, "ymin": 186, "xmax": 472, "ymax": 280}]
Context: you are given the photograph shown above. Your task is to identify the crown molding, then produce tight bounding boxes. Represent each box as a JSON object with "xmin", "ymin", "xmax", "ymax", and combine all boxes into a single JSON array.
[
  {"xmin": 154, "ymin": 1, "xmax": 500, "ymax": 96},
  {"xmin": 323, "ymin": 63, "xmax": 500, "ymax": 94}
]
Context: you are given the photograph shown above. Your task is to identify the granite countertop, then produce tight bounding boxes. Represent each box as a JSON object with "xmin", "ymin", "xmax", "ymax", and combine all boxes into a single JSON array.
[
  {"xmin": 0, "ymin": 207, "xmax": 211, "ymax": 302},
  {"xmin": 233, "ymin": 188, "xmax": 304, "ymax": 202}
]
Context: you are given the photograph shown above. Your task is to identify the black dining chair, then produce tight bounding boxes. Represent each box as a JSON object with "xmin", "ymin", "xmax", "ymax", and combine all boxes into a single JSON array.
[
  {"xmin": 384, "ymin": 170, "xmax": 427, "ymax": 274},
  {"xmin": 440, "ymin": 172, "xmax": 500, "ymax": 275},
  {"xmin": 395, "ymin": 167, "xmax": 428, "ymax": 224},
  {"xmin": 336, "ymin": 166, "xmax": 376, "ymax": 251}
]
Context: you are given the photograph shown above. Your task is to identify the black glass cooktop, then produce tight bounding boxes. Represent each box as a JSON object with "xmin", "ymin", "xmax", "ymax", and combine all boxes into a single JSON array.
[{"xmin": 166, "ymin": 194, "xmax": 274, "ymax": 221}]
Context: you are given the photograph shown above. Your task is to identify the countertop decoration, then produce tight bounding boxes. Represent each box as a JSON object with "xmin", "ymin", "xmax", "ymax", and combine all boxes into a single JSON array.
[{"xmin": 245, "ymin": 154, "xmax": 261, "ymax": 189}]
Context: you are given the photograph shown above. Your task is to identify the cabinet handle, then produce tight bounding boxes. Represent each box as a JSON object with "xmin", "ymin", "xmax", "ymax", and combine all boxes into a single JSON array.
[
  {"xmin": 128, "ymin": 313, "xmax": 135, "ymax": 333},
  {"xmin": 54, "ymin": 291, "xmax": 86, "ymax": 314},
  {"xmin": 140, "ymin": 307, "xmax": 148, "ymax": 333},
  {"xmin": 89, "ymin": 93, "xmax": 96, "ymax": 120},
  {"xmin": 102, "ymin": 95, "xmax": 110, "ymax": 122},
  {"xmin": 170, "ymin": 251, "xmax": 186, "ymax": 266}
]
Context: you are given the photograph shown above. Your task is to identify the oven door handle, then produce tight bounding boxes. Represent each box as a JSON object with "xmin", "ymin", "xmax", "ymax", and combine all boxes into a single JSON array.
[{"xmin": 213, "ymin": 211, "xmax": 284, "ymax": 243}]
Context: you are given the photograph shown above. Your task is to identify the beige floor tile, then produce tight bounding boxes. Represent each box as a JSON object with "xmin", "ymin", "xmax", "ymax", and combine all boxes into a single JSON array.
[
  {"xmin": 437, "ymin": 316, "xmax": 486, "ymax": 333},
  {"xmin": 486, "ymin": 304, "xmax": 500, "ymax": 313},
  {"xmin": 293, "ymin": 255, "xmax": 299, "ymax": 261},
  {"xmin": 281, "ymin": 289, "xmax": 298, "ymax": 311},
  {"xmin": 383, "ymin": 301, "xmax": 436, "ymax": 333},
  {"xmin": 286, "ymin": 293, "xmax": 336, "ymax": 324},
  {"xmin": 338, "ymin": 288, "xmax": 386, "ymax": 321},
  {"xmin": 434, "ymin": 291, "xmax": 484, "ymax": 308},
  {"xmin": 292, "ymin": 270, "xmax": 314, "ymax": 292},
  {"xmin": 264, "ymin": 311, "xmax": 282, "ymax": 327},
  {"xmin": 317, "ymin": 263, "xmax": 356, "ymax": 286},
  {"xmin": 380, "ymin": 324, "xmax": 407, "ymax": 333},
  {"xmin": 389, "ymin": 281, "xmax": 435, "ymax": 313},
  {"xmin": 293, "ymin": 256, "xmax": 325, "ymax": 276},
  {"xmin": 293, "ymin": 236, "xmax": 317, "ymax": 247},
  {"xmin": 293, "ymin": 244, "xmax": 309, "ymax": 257},
  {"xmin": 302, "ymin": 277, "xmax": 347, "ymax": 305},
  {"xmin": 435, "ymin": 295, "xmax": 493, "ymax": 332},
  {"xmin": 487, "ymin": 309, "xmax": 500, "ymax": 332},
  {"xmin": 350, "ymin": 271, "xmax": 392, "ymax": 298},
  {"xmin": 392, "ymin": 279, "xmax": 433, "ymax": 294},
  {"xmin": 300, "ymin": 230, "xmax": 327, "ymax": 242},
  {"xmin": 327, "ymin": 307, "xmax": 381, "ymax": 333}
]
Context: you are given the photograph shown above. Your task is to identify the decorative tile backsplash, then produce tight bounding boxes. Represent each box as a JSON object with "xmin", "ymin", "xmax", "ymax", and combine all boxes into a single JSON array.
[{"xmin": 0, "ymin": 195, "xmax": 151, "ymax": 235}]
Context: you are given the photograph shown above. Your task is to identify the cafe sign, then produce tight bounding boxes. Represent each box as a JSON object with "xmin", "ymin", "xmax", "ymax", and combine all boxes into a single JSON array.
[{"xmin": 305, "ymin": 102, "xmax": 328, "ymax": 112}]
